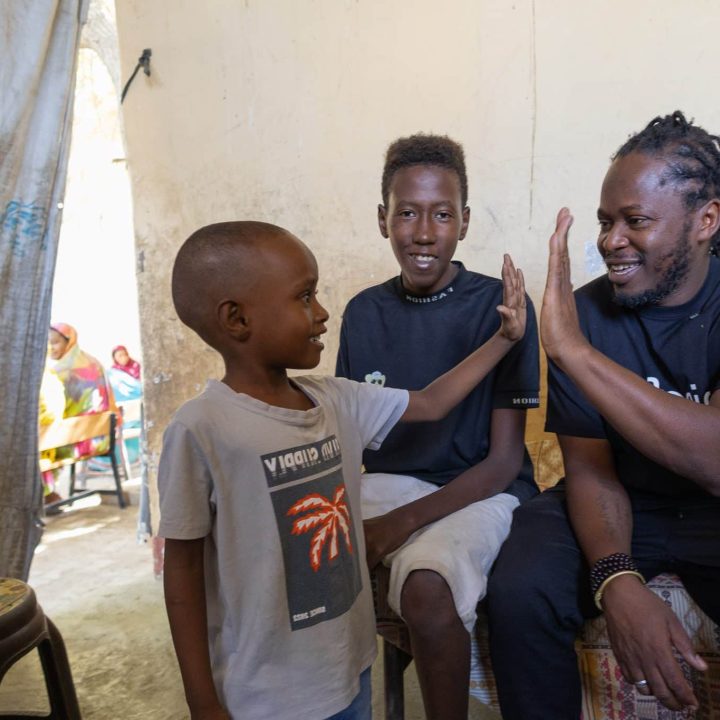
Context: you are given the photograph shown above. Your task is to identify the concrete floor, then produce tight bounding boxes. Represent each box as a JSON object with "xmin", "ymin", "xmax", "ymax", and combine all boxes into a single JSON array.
[{"xmin": 0, "ymin": 479, "xmax": 500, "ymax": 719}]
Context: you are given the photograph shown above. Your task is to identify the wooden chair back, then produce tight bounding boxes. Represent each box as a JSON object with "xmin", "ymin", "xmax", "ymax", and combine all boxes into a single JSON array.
[{"xmin": 38, "ymin": 411, "xmax": 126, "ymax": 509}]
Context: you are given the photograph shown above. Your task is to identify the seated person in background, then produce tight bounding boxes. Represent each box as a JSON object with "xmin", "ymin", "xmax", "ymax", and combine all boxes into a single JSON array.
[
  {"xmin": 107, "ymin": 362, "xmax": 142, "ymax": 405},
  {"xmin": 159, "ymin": 220, "xmax": 527, "ymax": 720},
  {"xmin": 335, "ymin": 134, "xmax": 539, "ymax": 720},
  {"xmin": 48, "ymin": 323, "xmax": 118, "ymax": 453},
  {"xmin": 487, "ymin": 111, "xmax": 720, "ymax": 719},
  {"xmin": 111, "ymin": 344, "xmax": 141, "ymax": 380},
  {"xmin": 41, "ymin": 323, "xmax": 118, "ymax": 503},
  {"xmin": 107, "ymin": 359, "xmax": 143, "ymax": 467},
  {"xmin": 108, "ymin": 344, "xmax": 143, "ymax": 407}
]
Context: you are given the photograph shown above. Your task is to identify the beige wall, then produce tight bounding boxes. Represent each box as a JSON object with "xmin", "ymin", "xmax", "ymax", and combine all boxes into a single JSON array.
[
  {"xmin": 53, "ymin": 43, "xmax": 140, "ymax": 365},
  {"xmin": 114, "ymin": 0, "xmax": 720, "ymax": 502}
]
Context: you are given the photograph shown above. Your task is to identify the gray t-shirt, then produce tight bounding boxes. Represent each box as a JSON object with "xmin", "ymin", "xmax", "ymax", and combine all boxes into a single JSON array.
[{"xmin": 158, "ymin": 376, "xmax": 408, "ymax": 720}]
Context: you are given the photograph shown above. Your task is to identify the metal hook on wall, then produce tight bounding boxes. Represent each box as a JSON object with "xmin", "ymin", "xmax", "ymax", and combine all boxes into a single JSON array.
[{"xmin": 120, "ymin": 49, "xmax": 152, "ymax": 104}]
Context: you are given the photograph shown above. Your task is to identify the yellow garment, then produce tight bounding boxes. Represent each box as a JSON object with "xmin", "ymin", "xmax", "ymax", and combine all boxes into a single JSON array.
[
  {"xmin": 39, "ymin": 368, "xmax": 65, "ymax": 427},
  {"xmin": 39, "ymin": 368, "xmax": 66, "ymax": 481}
]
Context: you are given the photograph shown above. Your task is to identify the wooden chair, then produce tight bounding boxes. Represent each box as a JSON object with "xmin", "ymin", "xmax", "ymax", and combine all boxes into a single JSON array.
[
  {"xmin": 371, "ymin": 565, "xmax": 413, "ymax": 720},
  {"xmin": 39, "ymin": 411, "xmax": 126, "ymax": 510}
]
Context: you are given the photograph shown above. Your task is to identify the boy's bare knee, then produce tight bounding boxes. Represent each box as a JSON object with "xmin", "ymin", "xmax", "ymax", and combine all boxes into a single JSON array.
[{"xmin": 400, "ymin": 569, "xmax": 458, "ymax": 630}]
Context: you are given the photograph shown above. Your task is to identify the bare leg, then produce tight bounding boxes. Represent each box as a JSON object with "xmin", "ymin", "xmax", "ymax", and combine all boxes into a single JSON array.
[{"xmin": 401, "ymin": 569, "xmax": 470, "ymax": 720}]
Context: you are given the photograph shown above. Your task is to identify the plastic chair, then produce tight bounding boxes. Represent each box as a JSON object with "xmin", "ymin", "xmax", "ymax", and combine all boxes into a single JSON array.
[{"xmin": 0, "ymin": 577, "xmax": 81, "ymax": 719}]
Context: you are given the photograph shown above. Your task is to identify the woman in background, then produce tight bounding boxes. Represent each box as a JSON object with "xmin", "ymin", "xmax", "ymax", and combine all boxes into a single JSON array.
[
  {"xmin": 108, "ymin": 345, "xmax": 143, "ymax": 467},
  {"xmin": 42, "ymin": 323, "xmax": 118, "ymax": 504},
  {"xmin": 50, "ymin": 323, "xmax": 116, "ymax": 424},
  {"xmin": 111, "ymin": 344, "xmax": 141, "ymax": 380}
]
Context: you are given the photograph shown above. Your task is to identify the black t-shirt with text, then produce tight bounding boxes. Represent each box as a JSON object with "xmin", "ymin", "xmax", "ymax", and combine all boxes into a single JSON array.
[
  {"xmin": 336, "ymin": 262, "xmax": 540, "ymax": 500},
  {"xmin": 547, "ymin": 257, "xmax": 720, "ymax": 498}
]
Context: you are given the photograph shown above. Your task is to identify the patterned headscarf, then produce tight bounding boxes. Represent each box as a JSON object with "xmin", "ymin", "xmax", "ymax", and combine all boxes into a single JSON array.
[
  {"xmin": 49, "ymin": 322, "xmax": 77, "ymax": 358},
  {"xmin": 49, "ymin": 323, "xmax": 116, "ymax": 418}
]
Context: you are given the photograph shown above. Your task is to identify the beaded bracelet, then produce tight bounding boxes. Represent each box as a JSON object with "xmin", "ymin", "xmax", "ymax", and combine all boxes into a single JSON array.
[{"xmin": 590, "ymin": 553, "xmax": 645, "ymax": 611}]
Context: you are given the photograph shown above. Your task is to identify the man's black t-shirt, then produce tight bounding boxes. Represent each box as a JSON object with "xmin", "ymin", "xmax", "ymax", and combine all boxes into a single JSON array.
[{"xmin": 547, "ymin": 257, "xmax": 720, "ymax": 498}]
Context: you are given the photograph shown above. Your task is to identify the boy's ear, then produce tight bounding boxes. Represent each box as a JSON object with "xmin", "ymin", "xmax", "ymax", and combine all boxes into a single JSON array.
[
  {"xmin": 459, "ymin": 206, "xmax": 471, "ymax": 241},
  {"xmin": 217, "ymin": 299, "xmax": 250, "ymax": 341},
  {"xmin": 378, "ymin": 204, "xmax": 389, "ymax": 238}
]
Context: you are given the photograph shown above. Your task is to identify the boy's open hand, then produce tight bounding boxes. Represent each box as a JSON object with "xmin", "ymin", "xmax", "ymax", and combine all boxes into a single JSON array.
[
  {"xmin": 540, "ymin": 208, "xmax": 588, "ymax": 362},
  {"xmin": 497, "ymin": 253, "xmax": 527, "ymax": 342}
]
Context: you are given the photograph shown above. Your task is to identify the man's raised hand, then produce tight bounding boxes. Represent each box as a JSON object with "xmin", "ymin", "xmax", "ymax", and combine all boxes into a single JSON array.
[{"xmin": 540, "ymin": 208, "xmax": 588, "ymax": 363}]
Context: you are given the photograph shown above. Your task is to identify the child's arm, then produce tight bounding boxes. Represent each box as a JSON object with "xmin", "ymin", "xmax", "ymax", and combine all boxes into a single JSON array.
[
  {"xmin": 164, "ymin": 537, "xmax": 230, "ymax": 720},
  {"xmin": 401, "ymin": 254, "xmax": 526, "ymax": 422},
  {"xmin": 365, "ymin": 407, "xmax": 526, "ymax": 568}
]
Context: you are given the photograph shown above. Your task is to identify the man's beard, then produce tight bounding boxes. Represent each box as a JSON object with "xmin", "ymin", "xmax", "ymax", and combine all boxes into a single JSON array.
[{"xmin": 612, "ymin": 226, "xmax": 691, "ymax": 309}]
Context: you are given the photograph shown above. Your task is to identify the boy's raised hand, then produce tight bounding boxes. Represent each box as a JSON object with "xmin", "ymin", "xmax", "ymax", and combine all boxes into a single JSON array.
[
  {"xmin": 496, "ymin": 253, "xmax": 527, "ymax": 342},
  {"xmin": 401, "ymin": 252, "xmax": 528, "ymax": 425}
]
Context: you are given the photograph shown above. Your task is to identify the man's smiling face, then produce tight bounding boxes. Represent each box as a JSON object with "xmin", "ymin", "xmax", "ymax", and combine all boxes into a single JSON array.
[{"xmin": 597, "ymin": 152, "xmax": 708, "ymax": 308}]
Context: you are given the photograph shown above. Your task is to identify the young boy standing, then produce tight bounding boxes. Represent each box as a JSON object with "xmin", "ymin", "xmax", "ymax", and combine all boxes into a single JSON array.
[
  {"xmin": 159, "ymin": 220, "xmax": 526, "ymax": 719},
  {"xmin": 336, "ymin": 135, "xmax": 539, "ymax": 719}
]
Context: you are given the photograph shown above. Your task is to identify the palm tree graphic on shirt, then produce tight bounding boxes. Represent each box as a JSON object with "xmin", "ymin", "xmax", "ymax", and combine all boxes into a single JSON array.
[{"xmin": 287, "ymin": 485, "xmax": 354, "ymax": 571}]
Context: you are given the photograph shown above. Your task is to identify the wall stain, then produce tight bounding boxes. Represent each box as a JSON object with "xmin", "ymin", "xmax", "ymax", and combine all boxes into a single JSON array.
[{"xmin": 528, "ymin": 0, "xmax": 537, "ymax": 229}]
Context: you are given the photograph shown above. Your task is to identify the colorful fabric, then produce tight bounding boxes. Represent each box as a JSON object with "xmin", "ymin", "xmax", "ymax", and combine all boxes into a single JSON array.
[
  {"xmin": 577, "ymin": 574, "xmax": 720, "ymax": 720},
  {"xmin": 111, "ymin": 344, "xmax": 141, "ymax": 379},
  {"xmin": 107, "ymin": 366, "xmax": 142, "ymax": 404},
  {"xmin": 468, "ymin": 574, "xmax": 720, "ymax": 718},
  {"xmin": 51, "ymin": 324, "xmax": 116, "ymax": 419},
  {"xmin": 38, "ymin": 368, "xmax": 66, "ymax": 492},
  {"xmin": 38, "ymin": 368, "xmax": 65, "ymax": 427},
  {"xmin": 49, "ymin": 322, "xmax": 117, "ymax": 457},
  {"xmin": 107, "ymin": 367, "xmax": 142, "ymax": 464}
]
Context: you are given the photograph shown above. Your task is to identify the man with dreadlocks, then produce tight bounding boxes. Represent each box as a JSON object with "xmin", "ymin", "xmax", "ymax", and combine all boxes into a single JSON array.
[{"xmin": 487, "ymin": 111, "xmax": 720, "ymax": 719}]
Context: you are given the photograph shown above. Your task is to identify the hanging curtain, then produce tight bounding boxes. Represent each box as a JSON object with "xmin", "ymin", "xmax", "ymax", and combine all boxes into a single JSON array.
[{"xmin": 0, "ymin": 0, "xmax": 88, "ymax": 579}]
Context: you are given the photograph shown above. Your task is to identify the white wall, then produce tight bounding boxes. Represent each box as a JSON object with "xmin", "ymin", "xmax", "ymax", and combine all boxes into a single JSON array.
[
  {"xmin": 114, "ymin": 0, "xmax": 720, "ymax": 505},
  {"xmin": 52, "ymin": 44, "xmax": 140, "ymax": 367}
]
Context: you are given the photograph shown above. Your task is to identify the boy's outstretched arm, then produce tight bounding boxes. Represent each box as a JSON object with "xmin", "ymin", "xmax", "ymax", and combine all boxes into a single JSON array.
[
  {"xmin": 402, "ymin": 254, "xmax": 526, "ymax": 423},
  {"xmin": 164, "ymin": 537, "xmax": 231, "ymax": 720}
]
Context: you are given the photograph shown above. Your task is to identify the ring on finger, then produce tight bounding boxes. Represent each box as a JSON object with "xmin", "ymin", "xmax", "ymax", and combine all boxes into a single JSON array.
[{"xmin": 633, "ymin": 679, "xmax": 649, "ymax": 690}]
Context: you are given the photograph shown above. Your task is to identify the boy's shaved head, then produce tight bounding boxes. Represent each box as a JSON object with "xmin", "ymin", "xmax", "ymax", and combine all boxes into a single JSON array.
[{"xmin": 172, "ymin": 221, "xmax": 298, "ymax": 346}]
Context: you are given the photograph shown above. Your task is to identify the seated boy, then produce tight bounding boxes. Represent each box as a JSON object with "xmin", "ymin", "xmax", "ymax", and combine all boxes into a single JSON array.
[
  {"xmin": 336, "ymin": 134, "xmax": 539, "ymax": 719},
  {"xmin": 159, "ymin": 220, "xmax": 527, "ymax": 720}
]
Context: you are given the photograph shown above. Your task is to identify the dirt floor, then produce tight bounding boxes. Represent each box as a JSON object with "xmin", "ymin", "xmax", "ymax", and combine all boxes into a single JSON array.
[{"xmin": 0, "ymin": 473, "xmax": 500, "ymax": 719}]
